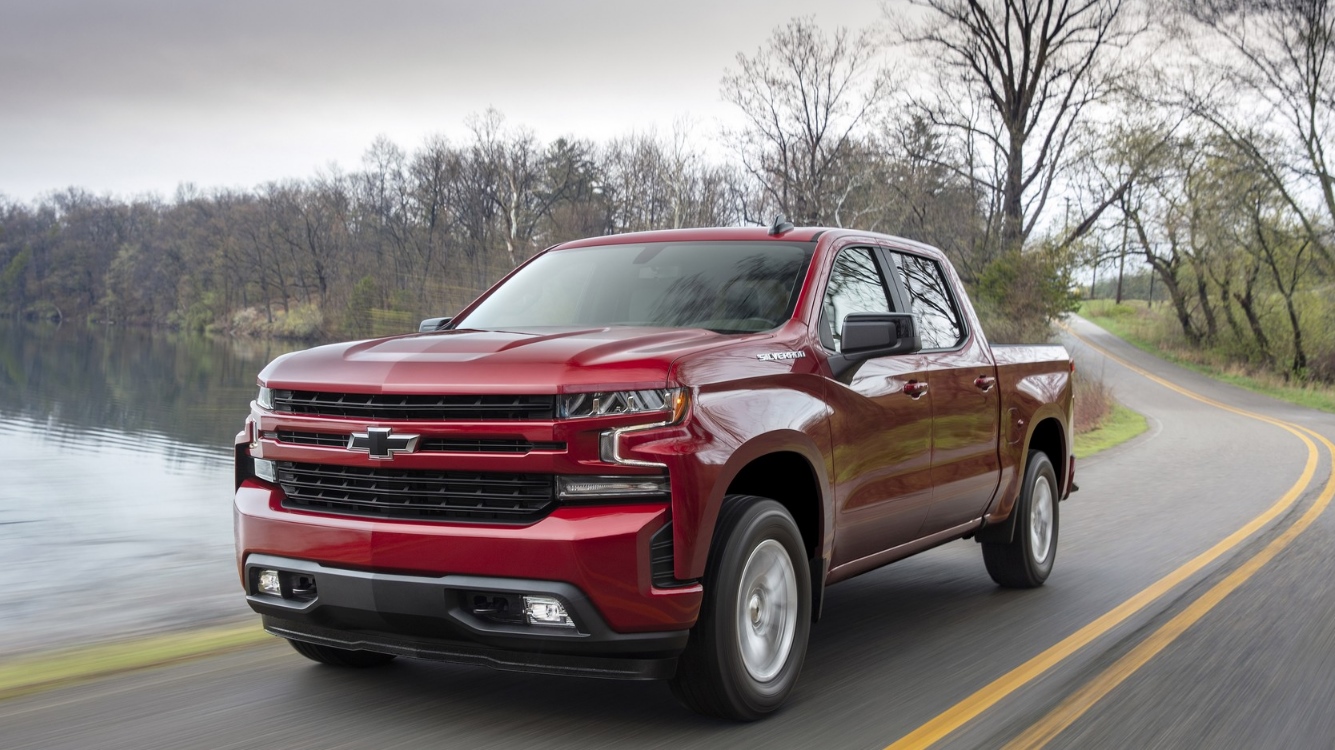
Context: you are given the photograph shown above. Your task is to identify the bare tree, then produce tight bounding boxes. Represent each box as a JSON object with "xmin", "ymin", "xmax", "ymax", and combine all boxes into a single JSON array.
[
  {"xmin": 602, "ymin": 125, "xmax": 743, "ymax": 233},
  {"xmin": 721, "ymin": 17, "xmax": 891, "ymax": 226},
  {"xmin": 468, "ymin": 110, "xmax": 584, "ymax": 267},
  {"xmin": 893, "ymin": 0, "xmax": 1144, "ymax": 255},
  {"xmin": 1184, "ymin": 0, "xmax": 1335, "ymax": 271}
]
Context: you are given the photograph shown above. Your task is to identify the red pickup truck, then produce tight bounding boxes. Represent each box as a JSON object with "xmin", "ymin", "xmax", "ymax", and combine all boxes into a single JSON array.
[{"xmin": 234, "ymin": 224, "xmax": 1074, "ymax": 720}]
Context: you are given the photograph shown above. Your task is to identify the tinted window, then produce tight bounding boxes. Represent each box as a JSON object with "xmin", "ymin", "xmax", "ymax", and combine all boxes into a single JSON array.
[
  {"xmin": 455, "ymin": 242, "xmax": 814, "ymax": 333},
  {"xmin": 893, "ymin": 253, "xmax": 965, "ymax": 349},
  {"xmin": 821, "ymin": 247, "xmax": 893, "ymax": 349}
]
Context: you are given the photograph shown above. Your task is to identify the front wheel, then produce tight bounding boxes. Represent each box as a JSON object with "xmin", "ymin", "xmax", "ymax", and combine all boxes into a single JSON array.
[
  {"xmin": 982, "ymin": 450, "xmax": 1059, "ymax": 588},
  {"xmin": 669, "ymin": 495, "xmax": 811, "ymax": 720}
]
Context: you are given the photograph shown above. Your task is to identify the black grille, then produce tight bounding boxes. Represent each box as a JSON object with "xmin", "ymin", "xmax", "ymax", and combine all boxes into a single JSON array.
[
  {"xmin": 275, "ymin": 431, "xmax": 564, "ymax": 454},
  {"xmin": 271, "ymin": 391, "xmax": 555, "ymax": 421},
  {"xmin": 419, "ymin": 438, "xmax": 565, "ymax": 453},
  {"xmin": 277, "ymin": 462, "xmax": 555, "ymax": 523},
  {"xmin": 275, "ymin": 430, "xmax": 347, "ymax": 447}
]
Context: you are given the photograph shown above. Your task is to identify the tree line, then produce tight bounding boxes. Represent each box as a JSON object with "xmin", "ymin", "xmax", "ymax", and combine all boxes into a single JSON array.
[
  {"xmin": 0, "ymin": 116, "xmax": 746, "ymax": 340},
  {"xmin": 2, "ymin": 1, "xmax": 1332, "ymax": 381}
]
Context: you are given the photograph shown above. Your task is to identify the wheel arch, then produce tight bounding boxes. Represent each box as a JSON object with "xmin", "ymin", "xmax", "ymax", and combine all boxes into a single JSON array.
[
  {"xmin": 977, "ymin": 409, "xmax": 1069, "ymax": 545},
  {"xmin": 1026, "ymin": 414, "xmax": 1069, "ymax": 497},
  {"xmin": 724, "ymin": 451, "xmax": 824, "ymax": 563},
  {"xmin": 698, "ymin": 433, "xmax": 832, "ymax": 621}
]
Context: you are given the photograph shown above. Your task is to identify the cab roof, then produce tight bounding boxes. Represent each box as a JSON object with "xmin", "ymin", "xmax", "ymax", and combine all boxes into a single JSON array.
[
  {"xmin": 552, "ymin": 226, "xmax": 832, "ymax": 250},
  {"xmin": 549, "ymin": 226, "xmax": 950, "ymax": 263}
]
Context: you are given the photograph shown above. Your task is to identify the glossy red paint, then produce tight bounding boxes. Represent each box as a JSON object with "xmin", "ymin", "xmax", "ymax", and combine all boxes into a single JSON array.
[
  {"xmin": 234, "ymin": 226, "xmax": 1073, "ymax": 643},
  {"xmin": 915, "ymin": 250, "xmax": 1003, "ymax": 534},
  {"xmin": 235, "ymin": 480, "xmax": 702, "ymax": 632},
  {"xmin": 257, "ymin": 326, "xmax": 735, "ymax": 396}
]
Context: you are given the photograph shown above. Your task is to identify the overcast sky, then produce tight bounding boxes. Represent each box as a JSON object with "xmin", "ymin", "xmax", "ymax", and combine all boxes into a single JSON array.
[{"xmin": 0, "ymin": 0, "xmax": 888, "ymax": 202}]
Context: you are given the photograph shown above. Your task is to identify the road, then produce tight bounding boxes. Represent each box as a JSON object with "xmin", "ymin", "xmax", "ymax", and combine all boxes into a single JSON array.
[{"xmin": 5, "ymin": 316, "xmax": 1334, "ymax": 749}]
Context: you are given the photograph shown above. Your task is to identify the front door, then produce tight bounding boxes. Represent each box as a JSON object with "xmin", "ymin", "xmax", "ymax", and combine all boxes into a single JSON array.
[{"xmin": 821, "ymin": 246, "xmax": 935, "ymax": 567}]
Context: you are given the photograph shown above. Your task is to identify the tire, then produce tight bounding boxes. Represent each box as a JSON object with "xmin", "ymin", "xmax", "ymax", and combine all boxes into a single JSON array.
[
  {"xmin": 669, "ymin": 495, "xmax": 811, "ymax": 720},
  {"xmin": 287, "ymin": 639, "xmax": 397, "ymax": 668},
  {"xmin": 983, "ymin": 450, "xmax": 1059, "ymax": 588}
]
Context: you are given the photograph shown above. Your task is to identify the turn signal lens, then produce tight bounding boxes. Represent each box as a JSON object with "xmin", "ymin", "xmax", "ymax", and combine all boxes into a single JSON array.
[{"xmin": 668, "ymin": 388, "xmax": 689, "ymax": 423}]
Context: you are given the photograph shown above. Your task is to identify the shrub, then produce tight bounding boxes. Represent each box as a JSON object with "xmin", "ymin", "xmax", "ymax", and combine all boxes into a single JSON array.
[
  {"xmin": 228, "ymin": 303, "xmax": 324, "ymax": 340},
  {"xmin": 1073, "ymin": 370, "xmax": 1114, "ymax": 434},
  {"xmin": 974, "ymin": 247, "xmax": 1080, "ymax": 344}
]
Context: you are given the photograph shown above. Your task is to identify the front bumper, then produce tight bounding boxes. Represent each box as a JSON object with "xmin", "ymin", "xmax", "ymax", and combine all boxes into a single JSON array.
[
  {"xmin": 248, "ymin": 555, "xmax": 687, "ymax": 680},
  {"xmin": 235, "ymin": 480, "xmax": 702, "ymax": 674}
]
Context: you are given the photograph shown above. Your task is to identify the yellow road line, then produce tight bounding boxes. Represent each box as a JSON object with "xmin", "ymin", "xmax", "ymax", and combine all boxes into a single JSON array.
[
  {"xmin": 1005, "ymin": 425, "xmax": 1335, "ymax": 749},
  {"xmin": 884, "ymin": 324, "xmax": 1324, "ymax": 750}
]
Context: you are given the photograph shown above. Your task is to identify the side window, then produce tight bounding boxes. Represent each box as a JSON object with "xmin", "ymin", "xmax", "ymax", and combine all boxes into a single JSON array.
[
  {"xmin": 892, "ymin": 253, "xmax": 965, "ymax": 349},
  {"xmin": 821, "ymin": 247, "xmax": 893, "ymax": 350}
]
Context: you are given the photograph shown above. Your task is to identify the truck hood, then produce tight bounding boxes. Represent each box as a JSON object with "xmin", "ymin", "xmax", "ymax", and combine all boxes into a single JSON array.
[{"xmin": 259, "ymin": 326, "xmax": 748, "ymax": 394}]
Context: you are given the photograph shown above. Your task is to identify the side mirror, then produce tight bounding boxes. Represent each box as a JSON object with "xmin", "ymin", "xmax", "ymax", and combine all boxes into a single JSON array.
[
  {"xmin": 840, "ymin": 312, "xmax": 920, "ymax": 357},
  {"xmin": 418, "ymin": 317, "xmax": 452, "ymax": 333},
  {"xmin": 828, "ymin": 312, "xmax": 920, "ymax": 379}
]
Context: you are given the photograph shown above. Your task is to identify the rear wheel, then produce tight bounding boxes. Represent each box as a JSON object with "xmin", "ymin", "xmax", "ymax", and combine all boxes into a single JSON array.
[
  {"xmin": 287, "ymin": 639, "xmax": 397, "ymax": 668},
  {"xmin": 669, "ymin": 495, "xmax": 811, "ymax": 720},
  {"xmin": 983, "ymin": 450, "xmax": 1059, "ymax": 588}
]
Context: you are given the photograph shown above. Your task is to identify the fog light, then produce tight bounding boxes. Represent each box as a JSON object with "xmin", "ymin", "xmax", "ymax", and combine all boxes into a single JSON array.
[
  {"xmin": 522, "ymin": 595, "xmax": 575, "ymax": 628},
  {"xmin": 253, "ymin": 458, "xmax": 277, "ymax": 483},
  {"xmin": 258, "ymin": 569, "xmax": 282, "ymax": 597}
]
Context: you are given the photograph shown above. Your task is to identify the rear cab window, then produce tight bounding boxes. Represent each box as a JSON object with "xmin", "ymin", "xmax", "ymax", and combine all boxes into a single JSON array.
[{"xmin": 890, "ymin": 252, "xmax": 966, "ymax": 350}]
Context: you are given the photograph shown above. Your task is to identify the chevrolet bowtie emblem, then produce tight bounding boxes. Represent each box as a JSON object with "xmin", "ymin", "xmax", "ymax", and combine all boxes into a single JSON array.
[{"xmin": 347, "ymin": 427, "xmax": 419, "ymax": 460}]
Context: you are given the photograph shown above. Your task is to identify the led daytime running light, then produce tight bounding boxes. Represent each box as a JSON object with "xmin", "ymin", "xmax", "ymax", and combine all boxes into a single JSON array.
[{"xmin": 557, "ymin": 475, "xmax": 670, "ymax": 501}]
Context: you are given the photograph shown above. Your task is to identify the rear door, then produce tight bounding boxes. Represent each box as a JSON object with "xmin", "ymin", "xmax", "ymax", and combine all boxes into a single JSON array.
[
  {"xmin": 820, "ymin": 246, "xmax": 935, "ymax": 567},
  {"xmin": 887, "ymin": 250, "xmax": 1001, "ymax": 534}
]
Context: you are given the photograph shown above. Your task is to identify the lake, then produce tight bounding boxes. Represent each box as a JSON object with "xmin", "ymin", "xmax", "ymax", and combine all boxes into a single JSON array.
[{"xmin": 0, "ymin": 321, "xmax": 304, "ymax": 655}]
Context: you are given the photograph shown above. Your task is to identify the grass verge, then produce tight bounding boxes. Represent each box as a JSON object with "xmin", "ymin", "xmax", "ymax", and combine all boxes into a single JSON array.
[
  {"xmin": 1074, "ymin": 402, "xmax": 1149, "ymax": 459},
  {"xmin": 1079, "ymin": 302, "xmax": 1335, "ymax": 415},
  {"xmin": 0, "ymin": 621, "xmax": 272, "ymax": 701}
]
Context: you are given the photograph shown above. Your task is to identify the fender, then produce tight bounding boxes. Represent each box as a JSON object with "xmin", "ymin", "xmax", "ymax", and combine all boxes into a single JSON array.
[
  {"xmin": 701, "ymin": 428, "xmax": 833, "ymax": 620},
  {"xmin": 673, "ymin": 426, "xmax": 832, "ymax": 581},
  {"xmin": 976, "ymin": 401, "xmax": 1070, "ymax": 544}
]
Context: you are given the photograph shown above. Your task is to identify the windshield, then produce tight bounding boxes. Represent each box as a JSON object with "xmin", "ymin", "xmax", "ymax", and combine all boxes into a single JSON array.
[{"xmin": 455, "ymin": 241, "xmax": 816, "ymax": 333}]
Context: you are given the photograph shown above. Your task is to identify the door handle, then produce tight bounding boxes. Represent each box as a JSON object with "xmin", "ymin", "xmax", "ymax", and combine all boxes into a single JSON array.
[
  {"xmin": 904, "ymin": 380, "xmax": 929, "ymax": 399},
  {"xmin": 974, "ymin": 375, "xmax": 997, "ymax": 392}
]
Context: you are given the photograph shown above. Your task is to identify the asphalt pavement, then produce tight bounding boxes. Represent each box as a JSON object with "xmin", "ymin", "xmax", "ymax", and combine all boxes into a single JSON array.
[{"xmin": 4, "ymin": 316, "xmax": 1332, "ymax": 749}]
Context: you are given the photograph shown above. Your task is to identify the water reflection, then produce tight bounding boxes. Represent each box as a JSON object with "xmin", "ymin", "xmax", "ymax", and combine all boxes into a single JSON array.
[{"xmin": 0, "ymin": 322, "xmax": 304, "ymax": 654}]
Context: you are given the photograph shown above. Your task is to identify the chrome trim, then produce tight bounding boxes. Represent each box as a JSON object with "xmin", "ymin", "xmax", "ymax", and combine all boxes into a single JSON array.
[
  {"xmin": 600, "ymin": 421, "xmax": 669, "ymax": 468},
  {"xmin": 757, "ymin": 351, "xmax": 806, "ymax": 361}
]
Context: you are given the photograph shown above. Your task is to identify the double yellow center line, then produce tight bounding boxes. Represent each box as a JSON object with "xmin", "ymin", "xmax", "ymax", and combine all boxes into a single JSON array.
[{"xmin": 886, "ymin": 325, "xmax": 1334, "ymax": 749}]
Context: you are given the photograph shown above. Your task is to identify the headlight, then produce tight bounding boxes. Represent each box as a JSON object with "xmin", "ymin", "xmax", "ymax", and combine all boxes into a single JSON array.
[
  {"xmin": 256, "ymin": 386, "xmax": 274, "ymax": 410},
  {"xmin": 559, "ymin": 388, "xmax": 687, "ymax": 421}
]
